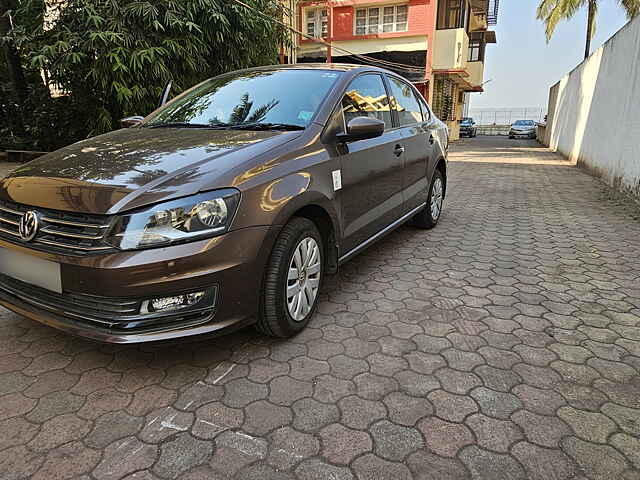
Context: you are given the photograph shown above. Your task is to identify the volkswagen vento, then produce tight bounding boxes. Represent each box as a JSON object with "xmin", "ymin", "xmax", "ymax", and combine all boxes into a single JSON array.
[{"xmin": 0, "ymin": 64, "xmax": 448, "ymax": 343}]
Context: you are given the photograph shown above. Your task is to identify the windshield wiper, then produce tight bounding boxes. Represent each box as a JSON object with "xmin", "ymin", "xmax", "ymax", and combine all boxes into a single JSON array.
[
  {"xmin": 146, "ymin": 122, "xmax": 230, "ymax": 129},
  {"xmin": 228, "ymin": 122, "xmax": 305, "ymax": 131}
]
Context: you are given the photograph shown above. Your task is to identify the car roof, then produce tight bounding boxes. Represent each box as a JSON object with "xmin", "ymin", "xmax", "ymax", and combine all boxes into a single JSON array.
[{"xmin": 236, "ymin": 62, "xmax": 395, "ymax": 76}]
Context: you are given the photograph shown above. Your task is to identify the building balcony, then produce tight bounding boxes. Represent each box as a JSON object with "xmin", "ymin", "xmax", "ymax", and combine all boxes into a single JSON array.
[
  {"xmin": 432, "ymin": 28, "xmax": 469, "ymax": 72},
  {"xmin": 466, "ymin": 60, "xmax": 484, "ymax": 89}
]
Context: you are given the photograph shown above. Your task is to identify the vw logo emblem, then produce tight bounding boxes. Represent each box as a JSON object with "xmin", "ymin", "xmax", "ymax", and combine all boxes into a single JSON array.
[{"xmin": 18, "ymin": 211, "xmax": 39, "ymax": 242}]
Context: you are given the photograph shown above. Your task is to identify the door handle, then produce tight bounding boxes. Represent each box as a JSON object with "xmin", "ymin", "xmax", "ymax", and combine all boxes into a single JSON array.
[
  {"xmin": 429, "ymin": 135, "xmax": 435, "ymax": 145},
  {"xmin": 393, "ymin": 144, "xmax": 405, "ymax": 157}
]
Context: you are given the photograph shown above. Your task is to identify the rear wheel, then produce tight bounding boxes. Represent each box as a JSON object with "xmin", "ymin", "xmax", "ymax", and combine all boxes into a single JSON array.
[
  {"xmin": 411, "ymin": 169, "xmax": 444, "ymax": 229},
  {"xmin": 257, "ymin": 217, "xmax": 323, "ymax": 337}
]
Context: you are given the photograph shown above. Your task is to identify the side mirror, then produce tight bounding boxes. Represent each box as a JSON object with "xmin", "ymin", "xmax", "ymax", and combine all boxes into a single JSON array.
[
  {"xmin": 121, "ymin": 116, "xmax": 144, "ymax": 128},
  {"xmin": 337, "ymin": 116, "xmax": 385, "ymax": 143}
]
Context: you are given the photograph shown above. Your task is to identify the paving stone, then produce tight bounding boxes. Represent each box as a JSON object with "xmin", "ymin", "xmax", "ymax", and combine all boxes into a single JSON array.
[
  {"xmin": 0, "ymin": 392, "xmax": 36, "ymax": 420},
  {"xmin": 268, "ymin": 375, "xmax": 313, "ymax": 406},
  {"xmin": 0, "ymin": 417, "xmax": 38, "ymax": 450},
  {"xmin": 235, "ymin": 462, "xmax": 294, "ymax": 480},
  {"xmin": 215, "ymin": 429, "xmax": 268, "ymax": 459},
  {"xmin": 221, "ymin": 378, "xmax": 268, "ymax": 408},
  {"xmin": 351, "ymin": 453, "xmax": 412, "ymax": 480},
  {"xmin": 243, "ymin": 400, "xmax": 292, "ymax": 435},
  {"xmin": 295, "ymin": 459, "xmax": 353, "ymax": 480},
  {"xmin": 127, "ymin": 385, "xmax": 177, "ymax": 416},
  {"xmin": 554, "ymin": 382, "xmax": 609, "ymax": 411},
  {"xmin": 370, "ymin": 419, "xmax": 423, "ymax": 461},
  {"xmin": 338, "ymin": 395, "xmax": 387, "ymax": 430},
  {"xmin": 513, "ymin": 384, "xmax": 566, "ymax": 415},
  {"xmin": 86, "ymin": 411, "xmax": 144, "ymax": 449},
  {"xmin": 512, "ymin": 410, "xmax": 572, "ymax": 448},
  {"xmin": 611, "ymin": 433, "xmax": 640, "ymax": 469},
  {"xmin": 193, "ymin": 402, "xmax": 243, "ymax": 439},
  {"xmin": 436, "ymin": 368, "xmax": 482, "ymax": 394},
  {"xmin": 396, "ymin": 370, "xmax": 441, "ymax": 396},
  {"xmin": 406, "ymin": 450, "xmax": 469, "ymax": 480},
  {"xmin": 313, "ymin": 374, "xmax": 356, "ymax": 403},
  {"xmin": 140, "ymin": 407, "xmax": 194, "ymax": 443},
  {"xmin": 354, "ymin": 372, "xmax": 399, "ymax": 400},
  {"xmin": 551, "ymin": 360, "xmax": 601, "ymax": 385},
  {"xmin": 419, "ymin": 416, "xmax": 474, "ymax": 457},
  {"xmin": 32, "ymin": 441, "xmax": 100, "ymax": 480},
  {"xmin": 601, "ymin": 402, "xmax": 640, "ymax": 436},
  {"xmin": 470, "ymin": 387, "xmax": 522, "ymax": 419},
  {"xmin": 292, "ymin": 397, "xmax": 339, "ymax": 432},
  {"xmin": 428, "ymin": 389, "xmax": 478, "ymax": 422},
  {"xmin": 92, "ymin": 438, "xmax": 156, "ymax": 480},
  {"xmin": 557, "ymin": 406, "xmax": 617, "ymax": 443},
  {"xmin": 320, "ymin": 423, "xmax": 372, "ymax": 464},
  {"xmin": 24, "ymin": 369, "xmax": 78, "ymax": 398},
  {"xmin": 466, "ymin": 414, "xmax": 524, "ymax": 452},
  {"xmin": 561, "ymin": 436, "xmax": 629, "ymax": 480},
  {"xmin": 513, "ymin": 363, "xmax": 562, "ymax": 389},
  {"xmin": 267, "ymin": 427, "xmax": 319, "ymax": 470},
  {"xmin": 593, "ymin": 378, "xmax": 640, "ymax": 408},
  {"xmin": 512, "ymin": 441, "xmax": 577, "ymax": 480},
  {"xmin": 153, "ymin": 432, "xmax": 212, "ymax": 479},
  {"xmin": 383, "ymin": 391, "xmax": 433, "ymax": 426},
  {"xmin": 460, "ymin": 445, "xmax": 526, "ymax": 480},
  {"xmin": 28, "ymin": 413, "xmax": 90, "ymax": 451},
  {"xmin": 474, "ymin": 364, "xmax": 521, "ymax": 392}
]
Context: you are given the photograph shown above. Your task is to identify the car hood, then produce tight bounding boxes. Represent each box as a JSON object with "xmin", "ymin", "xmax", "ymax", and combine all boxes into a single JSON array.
[{"xmin": 0, "ymin": 127, "xmax": 300, "ymax": 214}]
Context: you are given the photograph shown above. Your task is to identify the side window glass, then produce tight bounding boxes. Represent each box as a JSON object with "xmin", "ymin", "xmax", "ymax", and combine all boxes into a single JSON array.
[
  {"xmin": 387, "ymin": 76, "xmax": 423, "ymax": 126},
  {"xmin": 341, "ymin": 74, "xmax": 392, "ymax": 130}
]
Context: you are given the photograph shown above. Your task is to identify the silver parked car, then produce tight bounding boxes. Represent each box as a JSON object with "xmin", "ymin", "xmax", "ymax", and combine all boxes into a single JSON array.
[{"xmin": 509, "ymin": 120, "xmax": 536, "ymax": 139}]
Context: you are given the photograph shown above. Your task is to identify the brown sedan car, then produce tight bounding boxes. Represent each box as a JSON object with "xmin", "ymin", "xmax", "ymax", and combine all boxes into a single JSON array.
[{"xmin": 0, "ymin": 64, "xmax": 448, "ymax": 343}]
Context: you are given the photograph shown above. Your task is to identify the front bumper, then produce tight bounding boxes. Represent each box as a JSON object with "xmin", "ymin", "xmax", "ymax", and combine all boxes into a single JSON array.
[
  {"xmin": 510, "ymin": 130, "xmax": 536, "ymax": 138},
  {"xmin": 0, "ymin": 226, "xmax": 278, "ymax": 343}
]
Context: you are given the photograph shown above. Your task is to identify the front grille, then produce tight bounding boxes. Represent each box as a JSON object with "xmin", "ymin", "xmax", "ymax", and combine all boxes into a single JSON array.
[
  {"xmin": 0, "ymin": 200, "xmax": 114, "ymax": 255},
  {"xmin": 0, "ymin": 274, "xmax": 215, "ymax": 333}
]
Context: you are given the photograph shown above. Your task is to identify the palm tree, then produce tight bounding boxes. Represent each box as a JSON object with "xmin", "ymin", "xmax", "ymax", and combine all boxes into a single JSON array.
[{"xmin": 537, "ymin": 0, "xmax": 640, "ymax": 59}]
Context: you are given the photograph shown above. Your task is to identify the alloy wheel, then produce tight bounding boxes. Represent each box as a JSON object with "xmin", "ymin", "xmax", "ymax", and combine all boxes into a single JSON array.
[
  {"xmin": 430, "ymin": 177, "xmax": 444, "ymax": 220},
  {"xmin": 286, "ymin": 237, "xmax": 321, "ymax": 321}
]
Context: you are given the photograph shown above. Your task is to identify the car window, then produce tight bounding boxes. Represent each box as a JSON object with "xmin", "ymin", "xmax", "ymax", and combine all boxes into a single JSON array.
[
  {"xmin": 387, "ymin": 76, "xmax": 423, "ymax": 126},
  {"xmin": 341, "ymin": 74, "xmax": 393, "ymax": 130},
  {"xmin": 145, "ymin": 69, "xmax": 341, "ymax": 128}
]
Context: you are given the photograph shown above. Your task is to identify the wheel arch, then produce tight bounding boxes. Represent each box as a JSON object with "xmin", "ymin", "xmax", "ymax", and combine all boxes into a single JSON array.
[{"xmin": 272, "ymin": 193, "xmax": 340, "ymax": 275}]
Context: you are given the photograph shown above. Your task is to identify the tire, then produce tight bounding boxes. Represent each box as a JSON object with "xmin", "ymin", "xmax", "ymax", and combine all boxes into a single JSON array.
[
  {"xmin": 257, "ymin": 217, "xmax": 323, "ymax": 337},
  {"xmin": 411, "ymin": 169, "xmax": 445, "ymax": 229}
]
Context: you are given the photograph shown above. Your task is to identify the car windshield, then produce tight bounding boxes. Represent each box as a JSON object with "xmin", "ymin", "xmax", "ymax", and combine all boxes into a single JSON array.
[
  {"xmin": 461, "ymin": 118, "xmax": 473, "ymax": 125},
  {"xmin": 144, "ymin": 69, "xmax": 342, "ymax": 129},
  {"xmin": 514, "ymin": 120, "xmax": 534, "ymax": 126}
]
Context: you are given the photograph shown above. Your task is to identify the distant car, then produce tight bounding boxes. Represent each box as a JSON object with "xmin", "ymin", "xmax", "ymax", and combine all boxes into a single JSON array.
[
  {"xmin": 509, "ymin": 120, "xmax": 536, "ymax": 139},
  {"xmin": 459, "ymin": 117, "xmax": 477, "ymax": 137}
]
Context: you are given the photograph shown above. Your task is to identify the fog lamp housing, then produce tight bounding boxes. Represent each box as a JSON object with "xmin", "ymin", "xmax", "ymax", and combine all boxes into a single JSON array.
[{"xmin": 141, "ymin": 287, "xmax": 216, "ymax": 314}]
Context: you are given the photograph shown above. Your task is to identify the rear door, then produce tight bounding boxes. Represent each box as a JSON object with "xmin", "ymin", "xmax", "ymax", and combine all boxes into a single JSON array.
[
  {"xmin": 385, "ymin": 75, "xmax": 436, "ymax": 213},
  {"xmin": 336, "ymin": 73, "xmax": 405, "ymax": 254}
]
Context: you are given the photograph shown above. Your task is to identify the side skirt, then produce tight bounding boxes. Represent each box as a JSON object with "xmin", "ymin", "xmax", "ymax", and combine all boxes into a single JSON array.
[{"xmin": 337, "ymin": 203, "xmax": 427, "ymax": 265}]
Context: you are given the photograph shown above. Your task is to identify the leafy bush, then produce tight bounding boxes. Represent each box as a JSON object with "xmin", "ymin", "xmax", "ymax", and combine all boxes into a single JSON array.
[{"xmin": 1, "ymin": 0, "xmax": 289, "ymax": 150}]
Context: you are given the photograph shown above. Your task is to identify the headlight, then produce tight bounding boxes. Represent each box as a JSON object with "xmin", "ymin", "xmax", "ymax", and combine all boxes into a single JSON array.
[{"xmin": 105, "ymin": 189, "xmax": 240, "ymax": 250}]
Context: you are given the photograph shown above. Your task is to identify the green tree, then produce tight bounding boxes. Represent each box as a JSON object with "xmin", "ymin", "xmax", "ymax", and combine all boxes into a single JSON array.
[
  {"xmin": 537, "ymin": 0, "xmax": 640, "ymax": 59},
  {"xmin": 1, "ymin": 0, "xmax": 289, "ymax": 149}
]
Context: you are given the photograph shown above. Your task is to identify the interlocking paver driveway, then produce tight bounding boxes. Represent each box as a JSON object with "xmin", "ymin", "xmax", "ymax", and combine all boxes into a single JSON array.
[{"xmin": 1, "ymin": 136, "xmax": 639, "ymax": 479}]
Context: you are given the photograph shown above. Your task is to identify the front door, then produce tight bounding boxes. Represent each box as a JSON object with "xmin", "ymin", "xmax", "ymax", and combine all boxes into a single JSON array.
[{"xmin": 336, "ymin": 73, "xmax": 405, "ymax": 255}]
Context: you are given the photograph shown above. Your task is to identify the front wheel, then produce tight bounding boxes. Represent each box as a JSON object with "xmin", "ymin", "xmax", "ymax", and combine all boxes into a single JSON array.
[
  {"xmin": 411, "ymin": 169, "xmax": 444, "ymax": 229},
  {"xmin": 257, "ymin": 217, "xmax": 323, "ymax": 337}
]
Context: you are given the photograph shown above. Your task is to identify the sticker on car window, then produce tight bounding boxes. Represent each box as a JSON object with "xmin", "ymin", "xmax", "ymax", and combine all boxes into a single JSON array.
[{"xmin": 298, "ymin": 111, "xmax": 314, "ymax": 122}]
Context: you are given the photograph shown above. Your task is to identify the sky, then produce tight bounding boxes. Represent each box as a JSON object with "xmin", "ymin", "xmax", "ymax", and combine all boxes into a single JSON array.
[{"xmin": 471, "ymin": 0, "xmax": 632, "ymax": 110}]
